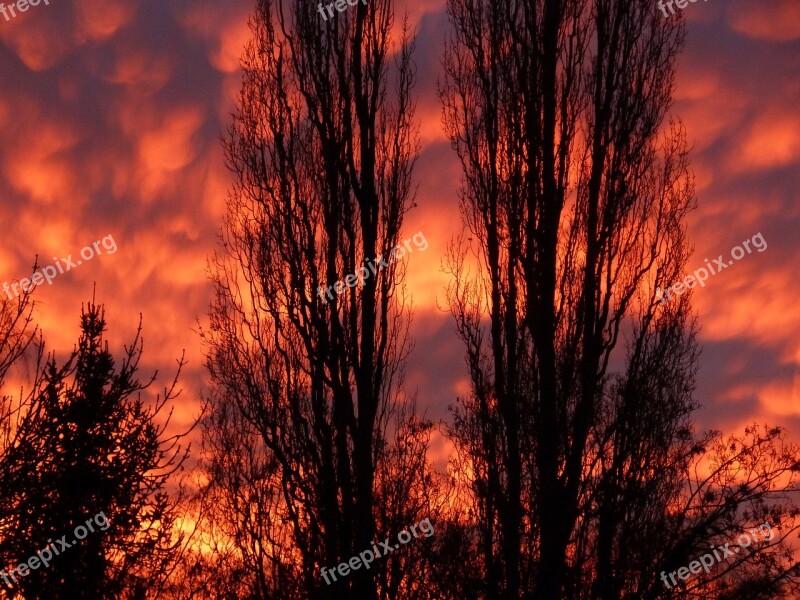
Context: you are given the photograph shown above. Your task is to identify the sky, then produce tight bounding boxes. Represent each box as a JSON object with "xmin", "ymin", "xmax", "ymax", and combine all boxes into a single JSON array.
[{"xmin": 0, "ymin": 0, "xmax": 799, "ymax": 449}]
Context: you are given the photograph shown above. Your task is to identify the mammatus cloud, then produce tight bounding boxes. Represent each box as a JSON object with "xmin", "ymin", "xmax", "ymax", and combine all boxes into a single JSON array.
[
  {"xmin": 726, "ymin": 0, "xmax": 800, "ymax": 41},
  {"xmin": 0, "ymin": 0, "xmax": 797, "ymax": 445}
]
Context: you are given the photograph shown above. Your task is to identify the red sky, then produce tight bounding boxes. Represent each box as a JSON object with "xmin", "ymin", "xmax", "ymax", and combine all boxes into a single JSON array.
[{"xmin": 1, "ymin": 0, "xmax": 799, "ymax": 447}]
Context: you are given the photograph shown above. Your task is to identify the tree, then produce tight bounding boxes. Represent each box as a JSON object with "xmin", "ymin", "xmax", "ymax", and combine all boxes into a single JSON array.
[
  {"xmin": 4, "ymin": 300, "xmax": 192, "ymax": 599},
  {"xmin": 440, "ymin": 0, "xmax": 800, "ymax": 598},
  {"xmin": 193, "ymin": 389, "xmax": 301, "ymax": 600},
  {"xmin": 0, "ymin": 279, "xmax": 39, "ymax": 397},
  {"xmin": 199, "ymin": 0, "xmax": 431, "ymax": 598},
  {"xmin": 0, "ymin": 274, "xmax": 44, "ymax": 594}
]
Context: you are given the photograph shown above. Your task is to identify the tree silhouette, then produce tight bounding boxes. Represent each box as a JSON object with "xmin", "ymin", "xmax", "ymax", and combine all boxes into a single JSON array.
[
  {"xmin": 0, "ymin": 277, "xmax": 44, "ymax": 596},
  {"xmin": 199, "ymin": 0, "xmax": 433, "ymax": 598},
  {"xmin": 440, "ymin": 0, "xmax": 800, "ymax": 598},
  {"xmin": 192, "ymin": 389, "xmax": 301, "ymax": 600},
  {"xmin": 3, "ymin": 300, "xmax": 192, "ymax": 599}
]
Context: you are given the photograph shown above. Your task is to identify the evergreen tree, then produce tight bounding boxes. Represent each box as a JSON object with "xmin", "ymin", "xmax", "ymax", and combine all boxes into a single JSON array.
[{"xmin": 6, "ymin": 300, "xmax": 192, "ymax": 599}]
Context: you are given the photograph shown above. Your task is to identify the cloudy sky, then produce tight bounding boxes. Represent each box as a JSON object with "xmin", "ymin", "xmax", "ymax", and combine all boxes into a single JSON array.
[{"xmin": 1, "ymin": 0, "xmax": 798, "ymax": 445}]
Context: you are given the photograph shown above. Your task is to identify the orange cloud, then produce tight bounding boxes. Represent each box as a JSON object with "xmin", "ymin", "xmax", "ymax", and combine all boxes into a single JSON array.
[
  {"xmin": 727, "ymin": 0, "xmax": 800, "ymax": 41},
  {"xmin": 731, "ymin": 110, "xmax": 800, "ymax": 172}
]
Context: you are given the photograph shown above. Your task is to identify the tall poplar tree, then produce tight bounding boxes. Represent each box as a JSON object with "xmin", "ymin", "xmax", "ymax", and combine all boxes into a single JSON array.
[
  {"xmin": 200, "ymin": 0, "xmax": 432, "ymax": 598},
  {"xmin": 441, "ymin": 0, "xmax": 800, "ymax": 598}
]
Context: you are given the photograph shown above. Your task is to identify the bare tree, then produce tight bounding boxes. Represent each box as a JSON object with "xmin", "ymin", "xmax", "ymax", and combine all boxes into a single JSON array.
[
  {"xmin": 441, "ymin": 0, "xmax": 800, "ymax": 598},
  {"xmin": 200, "ymin": 0, "xmax": 429, "ymax": 598},
  {"xmin": 0, "ymin": 276, "xmax": 44, "ymax": 590},
  {"xmin": 193, "ymin": 390, "xmax": 301, "ymax": 600}
]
